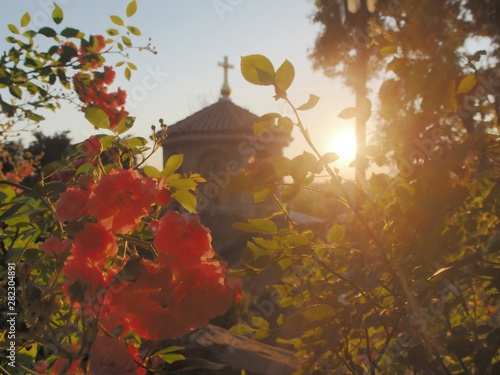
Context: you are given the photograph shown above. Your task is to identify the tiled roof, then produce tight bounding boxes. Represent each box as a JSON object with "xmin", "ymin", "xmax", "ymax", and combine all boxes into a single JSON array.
[{"xmin": 166, "ymin": 99, "xmax": 259, "ymax": 135}]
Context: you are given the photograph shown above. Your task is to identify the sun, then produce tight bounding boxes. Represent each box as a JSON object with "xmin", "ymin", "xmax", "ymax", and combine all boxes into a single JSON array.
[{"xmin": 330, "ymin": 131, "xmax": 357, "ymax": 162}]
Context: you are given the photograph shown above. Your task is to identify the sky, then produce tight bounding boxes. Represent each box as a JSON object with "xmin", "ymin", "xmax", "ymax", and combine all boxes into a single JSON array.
[{"xmin": 1, "ymin": 0, "xmax": 360, "ymax": 177}]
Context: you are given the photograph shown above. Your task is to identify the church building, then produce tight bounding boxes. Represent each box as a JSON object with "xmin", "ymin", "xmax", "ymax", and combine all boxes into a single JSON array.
[{"xmin": 160, "ymin": 57, "xmax": 289, "ymax": 264}]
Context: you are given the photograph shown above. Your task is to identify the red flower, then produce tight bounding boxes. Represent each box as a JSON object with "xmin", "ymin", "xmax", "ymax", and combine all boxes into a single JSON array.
[
  {"xmin": 153, "ymin": 211, "xmax": 214, "ymax": 272},
  {"xmin": 50, "ymin": 356, "xmax": 81, "ymax": 375},
  {"xmin": 156, "ymin": 177, "xmax": 173, "ymax": 206},
  {"xmin": 88, "ymin": 336, "xmax": 136, "ymax": 375},
  {"xmin": 102, "ymin": 65, "xmax": 116, "ymax": 85},
  {"xmin": 87, "ymin": 169, "xmax": 157, "ymax": 234},
  {"xmin": 40, "ymin": 237, "xmax": 72, "ymax": 257},
  {"xmin": 71, "ymin": 223, "xmax": 117, "ymax": 265},
  {"xmin": 62, "ymin": 255, "xmax": 105, "ymax": 296},
  {"xmin": 54, "ymin": 187, "xmax": 90, "ymax": 222},
  {"xmin": 81, "ymin": 135, "xmax": 102, "ymax": 158}
]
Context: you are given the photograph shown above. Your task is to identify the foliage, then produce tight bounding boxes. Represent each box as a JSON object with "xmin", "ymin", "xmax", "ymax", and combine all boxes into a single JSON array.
[
  {"xmin": 0, "ymin": 3, "xmax": 241, "ymax": 375},
  {"xmin": 0, "ymin": 0, "xmax": 155, "ymax": 140},
  {"xmin": 310, "ymin": 0, "xmax": 500, "ymax": 167},
  {"xmin": 233, "ymin": 53, "xmax": 500, "ymax": 374}
]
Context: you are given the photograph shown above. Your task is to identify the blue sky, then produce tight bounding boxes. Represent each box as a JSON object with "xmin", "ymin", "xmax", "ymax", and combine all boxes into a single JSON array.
[{"xmin": 1, "ymin": 0, "xmax": 358, "ymax": 175}]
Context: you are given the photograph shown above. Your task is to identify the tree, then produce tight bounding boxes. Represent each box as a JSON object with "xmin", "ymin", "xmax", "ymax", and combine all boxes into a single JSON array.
[
  {"xmin": 28, "ymin": 131, "xmax": 71, "ymax": 166},
  {"xmin": 309, "ymin": 0, "xmax": 500, "ymax": 172},
  {"xmin": 234, "ymin": 51, "xmax": 500, "ymax": 373}
]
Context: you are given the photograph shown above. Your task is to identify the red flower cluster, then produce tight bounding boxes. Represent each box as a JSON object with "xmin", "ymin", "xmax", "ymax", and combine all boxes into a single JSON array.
[
  {"xmin": 73, "ymin": 65, "xmax": 128, "ymax": 129},
  {"xmin": 48, "ymin": 164, "xmax": 240, "ymax": 363},
  {"xmin": 88, "ymin": 335, "xmax": 137, "ymax": 375},
  {"xmin": 101, "ymin": 212, "xmax": 241, "ymax": 340},
  {"xmin": 81, "ymin": 135, "xmax": 103, "ymax": 158},
  {"xmin": 78, "ymin": 34, "xmax": 106, "ymax": 69},
  {"xmin": 87, "ymin": 169, "xmax": 157, "ymax": 234}
]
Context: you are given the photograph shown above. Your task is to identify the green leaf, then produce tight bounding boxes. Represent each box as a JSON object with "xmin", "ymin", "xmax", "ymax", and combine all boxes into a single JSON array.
[
  {"xmin": 143, "ymin": 166, "xmax": 160, "ymax": 178},
  {"xmin": 127, "ymin": 25, "xmax": 141, "ymax": 36},
  {"xmin": 327, "ymin": 223, "xmax": 345, "ymax": 243},
  {"xmin": 115, "ymin": 116, "xmax": 135, "ymax": 134},
  {"xmin": 20, "ymin": 12, "xmax": 31, "ymax": 27},
  {"xmin": 251, "ymin": 315, "xmax": 269, "ymax": 329},
  {"xmin": 52, "ymin": 2, "xmax": 64, "ymax": 24},
  {"xmin": 253, "ymin": 186, "xmax": 273, "ymax": 203},
  {"xmin": 127, "ymin": 62, "xmax": 137, "ymax": 70},
  {"xmin": 456, "ymin": 74, "xmax": 477, "ymax": 94},
  {"xmin": 126, "ymin": 0, "xmax": 138, "ymax": 17},
  {"xmin": 107, "ymin": 28, "xmax": 119, "ymax": 36},
  {"xmin": 110, "ymin": 15, "xmax": 125, "ymax": 26},
  {"xmin": 163, "ymin": 154, "xmax": 184, "ymax": 177},
  {"xmin": 161, "ymin": 353, "xmax": 185, "ymax": 364},
  {"xmin": 8, "ymin": 24, "xmax": 19, "ymax": 34},
  {"xmin": 172, "ymin": 190, "xmax": 197, "ymax": 213},
  {"xmin": 338, "ymin": 107, "xmax": 356, "ymax": 119},
  {"xmin": 152, "ymin": 346, "xmax": 184, "ymax": 356},
  {"xmin": 38, "ymin": 27, "xmax": 57, "ymax": 37},
  {"xmin": 234, "ymin": 218, "xmax": 277, "ymax": 235},
  {"xmin": 9, "ymin": 85, "xmax": 22, "ymax": 99},
  {"xmin": 126, "ymin": 136, "xmax": 148, "ymax": 148},
  {"xmin": 60, "ymin": 27, "xmax": 82, "ymax": 38},
  {"xmin": 289, "ymin": 304, "xmax": 336, "ymax": 324},
  {"xmin": 297, "ymin": 94, "xmax": 320, "ymax": 111},
  {"xmin": 275, "ymin": 59, "xmax": 295, "ymax": 94},
  {"xmin": 122, "ymin": 35, "xmax": 132, "ymax": 47},
  {"xmin": 124, "ymin": 67, "xmax": 131, "ymax": 81},
  {"xmin": 85, "ymin": 107, "xmax": 110, "ymax": 129},
  {"xmin": 265, "ymin": 155, "xmax": 292, "ymax": 177},
  {"xmin": 240, "ymin": 54, "xmax": 275, "ymax": 86},
  {"xmin": 291, "ymin": 152, "xmax": 317, "ymax": 182},
  {"xmin": 255, "ymin": 329, "xmax": 270, "ymax": 340},
  {"xmin": 229, "ymin": 324, "xmax": 253, "ymax": 336}
]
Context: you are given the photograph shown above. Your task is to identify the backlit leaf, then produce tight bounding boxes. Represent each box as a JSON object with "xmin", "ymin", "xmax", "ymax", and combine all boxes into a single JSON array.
[
  {"xmin": 8, "ymin": 24, "xmax": 19, "ymax": 34},
  {"xmin": 20, "ymin": 12, "xmax": 31, "ymax": 27},
  {"xmin": 248, "ymin": 218, "xmax": 277, "ymax": 234},
  {"xmin": 110, "ymin": 15, "xmax": 124, "ymax": 26},
  {"xmin": 122, "ymin": 35, "xmax": 132, "ymax": 47},
  {"xmin": 115, "ymin": 116, "xmax": 135, "ymax": 134},
  {"xmin": 241, "ymin": 54, "xmax": 275, "ymax": 86},
  {"xmin": 297, "ymin": 94, "xmax": 320, "ymax": 111},
  {"xmin": 457, "ymin": 74, "xmax": 477, "ymax": 94},
  {"xmin": 85, "ymin": 107, "xmax": 110, "ymax": 129},
  {"xmin": 163, "ymin": 154, "xmax": 184, "ymax": 177},
  {"xmin": 251, "ymin": 315, "xmax": 269, "ymax": 329},
  {"xmin": 143, "ymin": 166, "xmax": 160, "ymax": 178},
  {"xmin": 52, "ymin": 2, "xmax": 64, "ymax": 24},
  {"xmin": 327, "ymin": 223, "xmax": 345, "ymax": 243},
  {"xmin": 126, "ymin": 137, "xmax": 148, "ymax": 148},
  {"xmin": 275, "ymin": 59, "xmax": 295, "ymax": 94},
  {"xmin": 172, "ymin": 190, "xmax": 197, "ymax": 213},
  {"xmin": 127, "ymin": 25, "xmax": 141, "ymax": 36},
  {"xmin": 338, "ymin": 107, "xmax": 356, "ymax": 119},
  {"xmin": 229, "ymin": 324, "xmax": 253, "ymax": 335},
  {"xmin": 126, "ymin": 0, "xmax": 138, "ymax": 17}
]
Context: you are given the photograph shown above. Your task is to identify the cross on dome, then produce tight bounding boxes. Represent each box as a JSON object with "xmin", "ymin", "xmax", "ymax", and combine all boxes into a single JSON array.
[{"xmin": 218, "ymin": 56, "xmax": 233, "ymax": 100}]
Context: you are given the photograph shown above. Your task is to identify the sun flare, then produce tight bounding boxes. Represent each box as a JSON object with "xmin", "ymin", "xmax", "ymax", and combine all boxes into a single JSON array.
[{"xmin": 330, "ymin": 132, "xmax": 357, "ymax": 162}]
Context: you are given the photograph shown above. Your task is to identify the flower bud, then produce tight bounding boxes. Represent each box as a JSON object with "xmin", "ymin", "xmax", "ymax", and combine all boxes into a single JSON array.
[{"xmin": 81, "ymin": 136, "xmax": 102, "ymax": 158}]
